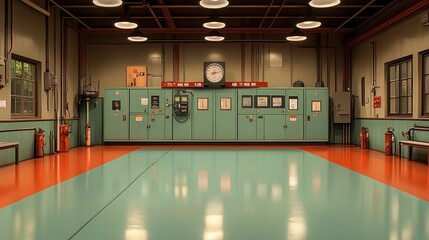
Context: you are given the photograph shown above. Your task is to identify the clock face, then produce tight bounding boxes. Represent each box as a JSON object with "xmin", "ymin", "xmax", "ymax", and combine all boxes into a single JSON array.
[{"xmin": 205, "ymin": 63, "xmax": 225, "ymax": 83}]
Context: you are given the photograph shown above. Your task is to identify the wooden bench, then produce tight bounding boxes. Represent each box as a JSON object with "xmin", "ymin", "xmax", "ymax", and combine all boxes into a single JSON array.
[
  {"xmin": 398, "ymin": 124, "xmax": 429, "ymax": 163},
  {"xmin": 0, "ymin": 142, "xmax": 19, "ymax": 164}
]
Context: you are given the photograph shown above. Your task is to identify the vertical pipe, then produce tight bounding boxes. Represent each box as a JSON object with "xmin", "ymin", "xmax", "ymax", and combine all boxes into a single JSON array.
[
  {"xmin": 173, "ymin": 43, "xmax": 179, "ymax": 81},
  {"xmin": 241, "ymin": 43, "xmax": 245, "ymax": 81},
  {"xmin": 250, "ymin": 43, "xmax": 254, "ymax": 81},
  {"xmin": 316, "ymin": 33, "xmax": 321, "ymax": 86}
]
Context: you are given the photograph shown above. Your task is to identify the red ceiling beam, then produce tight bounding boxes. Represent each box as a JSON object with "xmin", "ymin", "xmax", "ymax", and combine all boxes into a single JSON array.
[
  {"xmin": 157, "ymin": 0, "xmax": 176, "ymax": 29},
  {"xmin": 345, "ymin": 0, "xmax": 429, "ymax": 49}
]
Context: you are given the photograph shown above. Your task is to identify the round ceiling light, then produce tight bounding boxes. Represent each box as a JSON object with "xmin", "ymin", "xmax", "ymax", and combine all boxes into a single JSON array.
[
  {"xmin": 115, "ymin": 18, "xmax": 138, "ymax": 29},
  {"xmin": 199, "ymin": 0, "xmax": 229, "ymax": 9},
  {"xmin": 309, "ymin": 0, "xmax": 341, "ymax": 8},
  {"xmin": 203, "ymin": 16, "xmax": 226, "ymax": 29},
  {"xmin": 286, "ymin": 28, "xmax": 307, "ymax": 42},
  {"xmin": 296, "ymin": 20, "xmax": 321, "ymax": 29},
  {"xmin": 93, "ymin": 0, "xmax": 123, "ymax": 7},
  {"xmin": 128, "ymin": 29, "xmax": 148, "ymax": 42},
  {"xmin": 205, "ymin": 30, "xmax": 225, "ymax": 41}
]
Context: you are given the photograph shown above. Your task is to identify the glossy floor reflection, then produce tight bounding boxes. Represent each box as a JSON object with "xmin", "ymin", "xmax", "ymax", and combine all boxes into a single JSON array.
[{"xmin": 0, "ymin": 147, "xmax": 428, "ymax": 240}]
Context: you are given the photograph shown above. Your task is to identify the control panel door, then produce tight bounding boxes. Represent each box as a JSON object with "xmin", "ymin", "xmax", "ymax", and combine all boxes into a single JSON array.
[
  {"xmin": 305, "ymin": 89, "xmax": 329, "ymax": 141},
  {"xmin": 264, "ymin": 115, "xmax": 286, "ymax": 140},
  {"xmin": 238, "ymin": 115, "xmax": 257, "ymax": 140},
  {"xmin": 129, "ymin": 113, "xmax": 148, "ymax": 140},
  {"xmin": 104, "ymin": 89, "xmax": 129, "ymax": 140}
]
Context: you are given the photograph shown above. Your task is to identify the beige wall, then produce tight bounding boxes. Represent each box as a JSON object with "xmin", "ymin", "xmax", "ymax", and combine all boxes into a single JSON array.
[
  {"xmin": 352, "ymin": 10, "xmax": 429, "ymax": 119},
  {"xmin": 0, "ymin": 1, "xmax": 77, "ymax": 120},
  {"xmin": 84, "ymin": 34, "xmax": 342, "ymax": 96}
]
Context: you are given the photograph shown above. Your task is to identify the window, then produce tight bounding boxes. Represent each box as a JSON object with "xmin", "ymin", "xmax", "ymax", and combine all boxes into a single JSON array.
[
  {"xmin": 387, "ymin": 57, "xmax": 412, "ymax": 115},
  {"xmin": 11, "ymin": 57, "xmax": 37, "ymax": 117},
  {"xmin": 422, "ymin": 51, "xmax": 429, "ymax": 116}
]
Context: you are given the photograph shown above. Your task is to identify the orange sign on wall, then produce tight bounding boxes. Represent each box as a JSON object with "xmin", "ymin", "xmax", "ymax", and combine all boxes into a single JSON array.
[
  {"xmin": 373, "ymin": 96, "xmax": 381, "ymax": 108},
  {"xmin": 126, "ymin": 66, "xmax": 147, "ymax": 87}
]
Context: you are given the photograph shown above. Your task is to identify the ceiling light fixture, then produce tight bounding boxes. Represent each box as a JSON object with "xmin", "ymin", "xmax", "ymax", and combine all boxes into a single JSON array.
[
  {"xmin": 296, "ymin": 7, "xmax": 321, "ymax": 29},
  {"xmin": 286, "ymin": 28, "xmax": 307, "ymax": 42},
  {"xmin": 205, "ymin": 30, "xmax": 225, "ymax": 41},
  {"xmin": 93, "ymin": 0, "xmax": 123, "ymax": 7},
  {"xmin": 203, "ymin": 16, "xmax": 226, "ymax": 29},
  {"xmin": 309, "ymin": 0, "xmax": 340, "ymax": 8},
  {"xmin": 200, "ymin": 0, "xmax": 229, "ymax": 9},
  {"xmin": 115, "ymin": 6, "xmax": 138, "ymax": 29},
  {"xmin": 127, "ymin": 29, "xmax": 148, "ymax": 42}
]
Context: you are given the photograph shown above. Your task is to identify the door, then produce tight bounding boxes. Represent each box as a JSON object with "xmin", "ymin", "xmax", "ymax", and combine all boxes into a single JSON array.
[
  {"xmin": 305, "ymin": 88, "xmax": 329, "ymax": 141},
  {"xmin": 148, "ymin": 114, "xmax": 165, "ymax": 140},
  {"xmin": 104, "ymin": 89, "xmax": 129, "ymax": 140}
]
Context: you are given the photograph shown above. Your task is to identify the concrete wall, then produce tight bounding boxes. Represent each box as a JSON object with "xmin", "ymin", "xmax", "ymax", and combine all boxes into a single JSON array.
[
  {"xmin": 351, "ymin": 9, "xmax": 429, "ymax": 119},
  {"xmin": 83, "ymin": 33, "xmax": 343, "ymax": 97}
]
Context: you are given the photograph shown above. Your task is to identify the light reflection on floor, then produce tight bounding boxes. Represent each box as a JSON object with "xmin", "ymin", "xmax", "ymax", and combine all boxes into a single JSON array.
[{"xmin": 0, "ymin": 148, "xmax": 428, "ymax": 240}]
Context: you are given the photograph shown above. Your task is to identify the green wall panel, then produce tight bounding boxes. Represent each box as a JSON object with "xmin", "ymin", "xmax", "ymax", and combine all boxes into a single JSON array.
[
  {"xmin": 0, "ymin": 120, "xmax": 79, "ymax": 166},
  {"xmin": 352, "ymin": 119, "xmax": 429, "ymax": 162}
]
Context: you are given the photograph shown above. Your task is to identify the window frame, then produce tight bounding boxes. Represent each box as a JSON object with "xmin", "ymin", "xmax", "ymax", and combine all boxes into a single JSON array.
[
  {"xmin": 422, "ymin": 50, "xmax": 429, "ymax": 117},
  {"xmin": 386, "ymin": 55, "xmax": 413, "ymax": 116},
  {"xmin": 11, "ymin": 54, "xmax": 40, "ymax": 118}
]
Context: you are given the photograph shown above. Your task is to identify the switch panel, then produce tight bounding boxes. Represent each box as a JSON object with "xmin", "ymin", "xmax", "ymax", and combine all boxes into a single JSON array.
[{"xmin": 333, "ymin": 92, "xmax": 351, "ymax": 123}]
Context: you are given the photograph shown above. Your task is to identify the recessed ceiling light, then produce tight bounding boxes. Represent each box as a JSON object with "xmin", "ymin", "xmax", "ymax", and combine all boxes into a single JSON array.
[
  {"xmin": 200, "ymin": 0, "xmax": 229, "ymax": 9},
  {"xmin": 286, "ymin": 28, "xmax": 307, "ymax": 41},
  {"xmin": 128, "ymin": 29, "xmax": 148, "ymax": 42},
  {"xmin": 205, "ymin": 30, "xmax": 225, "ymax": 41},
  {"xmin": 93, "ymin": 0, "xmax": 122, "ymax": 7},
  {"xmin": 309, "ymin": 0, "xmax": 341, "ymax": 8},
  {"xmin": 203, "ymin": 16, "xmax": 226, "ymax": 29}
]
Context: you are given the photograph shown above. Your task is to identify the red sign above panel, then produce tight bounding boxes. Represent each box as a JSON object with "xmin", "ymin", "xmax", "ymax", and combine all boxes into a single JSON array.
[
  {"xmin": 225, "ymin": 82, "xmax": 268, "ymax": 88},
  {"xmin": 161, "ymin": 82, "xmax": 268, "ymax": 88}
]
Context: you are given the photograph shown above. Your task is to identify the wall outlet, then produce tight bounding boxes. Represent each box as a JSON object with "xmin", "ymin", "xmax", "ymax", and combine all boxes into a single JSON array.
[{"xmin": 0, "ymin": 56, "xmax": 5, "ymax": 66}]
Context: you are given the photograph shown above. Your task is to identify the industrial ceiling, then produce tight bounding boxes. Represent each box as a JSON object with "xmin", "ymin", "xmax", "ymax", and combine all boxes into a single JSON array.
[{"xmin": 51, "ymin": 0, "xmax": 422, "ymax": 42}]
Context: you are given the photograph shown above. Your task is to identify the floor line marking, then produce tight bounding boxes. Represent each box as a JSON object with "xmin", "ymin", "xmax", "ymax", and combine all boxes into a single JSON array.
[{"xmin": 68, "ymin": 147, "xmax": 174, "ymax": 240}]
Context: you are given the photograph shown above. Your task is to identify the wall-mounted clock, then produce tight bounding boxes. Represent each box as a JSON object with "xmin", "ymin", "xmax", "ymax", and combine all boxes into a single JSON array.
[{"xmin": 204, "ymin": 61, "xmax": 225, "ymax": 87}]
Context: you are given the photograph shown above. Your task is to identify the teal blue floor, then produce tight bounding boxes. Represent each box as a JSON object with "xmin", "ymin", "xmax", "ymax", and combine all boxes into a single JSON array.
[{"xmin": 1, "ymin": 148, "xmax": 428, "ymax": 240}]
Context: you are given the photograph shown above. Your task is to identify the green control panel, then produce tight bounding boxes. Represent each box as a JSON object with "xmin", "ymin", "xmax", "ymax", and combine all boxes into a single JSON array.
[{"xmin": 104, "ymin": 87, "xmax": 328, "ymax": 142}]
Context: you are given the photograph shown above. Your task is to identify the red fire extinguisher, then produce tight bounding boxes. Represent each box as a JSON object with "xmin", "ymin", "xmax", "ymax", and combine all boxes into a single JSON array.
[
  {"xmin": 60, "ymin": 124, "xmax": 71, "ymax": 152},
  {"xmin": 35, "ymin": 128, "xmax": 45, "ymax": 157},
  {"xmin": 385, "ymin": 127, "xmax": 395, "ymax": 156},
  {"xmin": 85, "ymin": 124, "xmax": 91, "ymax": 147},
  {"xmin": 360, "ymin": 127, "xmax": 369, "ymax": 149}
]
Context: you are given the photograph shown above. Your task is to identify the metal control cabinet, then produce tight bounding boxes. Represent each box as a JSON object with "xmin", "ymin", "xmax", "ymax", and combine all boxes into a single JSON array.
[
  {"xmin": 104, "ymin": 89, "xmax": 129, "ymax": 141},
  {"xmin": 104, "ymin": 87, "xmax": 329, "ymax": 143},
  {"xmin": 304, "ymin": 88, "xmax": 329, "ymax": 141}
]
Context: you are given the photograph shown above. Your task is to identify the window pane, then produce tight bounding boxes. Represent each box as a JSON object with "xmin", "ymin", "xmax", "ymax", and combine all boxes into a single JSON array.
[
  {"xmin": 11, "ymin": 96, "xmax": 16, "ymax": 114},
  {"xmin": 16, "ymin": 98, "xmax": 22, "ymax": 114},
  {"xmin": 23, "ymin": 80, "xmax": 33, "ymax": 96},
  {"xmin": 407, "ymin": 79, "xmax": 412, "ymax": 95},
  {"xmin": 400, "ymin": 97, "xmax": 408, "ymax": 114},
  {"xmin": 12, "ymin": 61, "xmax": 22, "ymax": 77},
  {"xmin": 401, "ymin": 62, "xmax": 408, "ymax": 79},
  {"xmin": 390, "ymin": 98, "xmax": 399, "ymax": 114},
  {"xmin": 389, "ymin": 66, "xmax": 396, "ymax": 81},
  {"xmin": 23, "ymin": 98, "xmax": 34, "ymax": 114},
  {"xmin": 401, "ymin": 80, "xmax": 408, "ymax": 96},
  {"xmin": 23, "ymin": 63, "xmax": 30, "ymax": 79}
]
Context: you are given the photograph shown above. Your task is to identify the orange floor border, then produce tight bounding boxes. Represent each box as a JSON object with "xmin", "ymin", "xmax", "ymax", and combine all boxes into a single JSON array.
[{"xmin": 0, "ymin": 144, "xmax": 428, "ymax": 209}]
